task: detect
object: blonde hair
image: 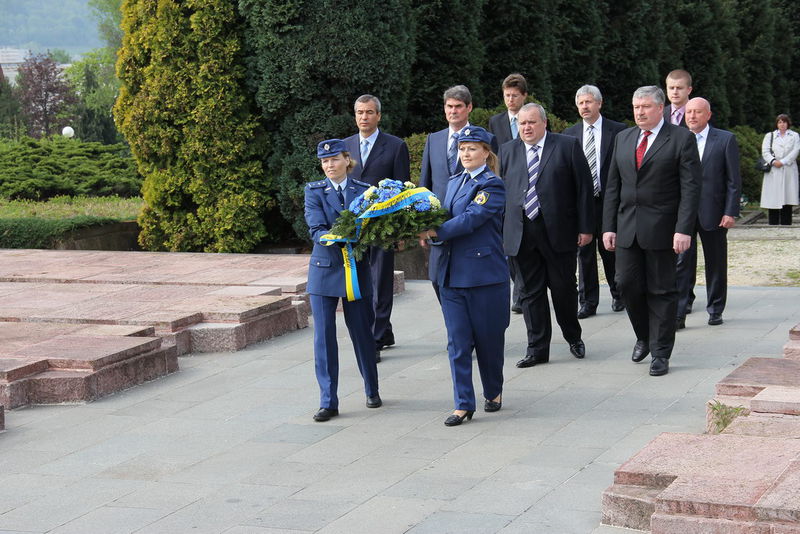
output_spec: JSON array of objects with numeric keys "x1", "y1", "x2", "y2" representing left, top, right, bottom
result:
[{"x1": 341, "y1": 151, "x2": 356, "y2": 172}]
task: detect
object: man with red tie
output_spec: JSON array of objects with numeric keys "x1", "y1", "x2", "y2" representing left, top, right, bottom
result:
[{"x1": 603, "y1": 86, "x2": 701, "y2": 377}]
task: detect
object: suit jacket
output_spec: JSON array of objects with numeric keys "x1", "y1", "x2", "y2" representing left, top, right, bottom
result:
[
  {"x1": 663, "y1": 106, "x2": 687, "y2": 128},
  {"x1": 433, "y1": 167, "x2": 507, "y2": 288},
  {"x1": 420, "y1": 126, "x2": 499, "y2": 201},
  {"x1": 344, "y1": 130, "x2": 410, "y2": 186},
  {"x1": 562, "y1": 116, "x2": 626, "y2": 196},
  {"x1": 305, "y1": 178, "x2": 373, "y2": 297},
  {"x1": 500, "y1": 132, "x2": 594, "y2": 256},
  {"x1": 696, "y1": 127, "x2": 742, "y2": 231},
  {"x1": 602, "y1": 123, "x2": 702, "y2": 249},
  {"x1": 488, "y1": 112, "x2": 514, "y2": 147}
]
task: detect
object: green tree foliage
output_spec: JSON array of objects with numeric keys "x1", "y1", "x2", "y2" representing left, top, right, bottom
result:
[
  {"x1": 88, "y1": 0, "x2": 124, "y2": 51},
  {"x1": 0, "y1": 66, "x2": 26, "y2": 139},
  {"x1": 66, "y1": 49, "x2": 120, "y2": 144},
  {"x1": 16, "y1": 53, "x2": 78, "y2": 139},
  {"x1": 239, "y1": 0, "x2": 415, "y2": 239},
  {"x1": 405, "y1": 0, "x2": 486, "y2": 135},
  {"x1": 0, "y1": 136, "x2": 140, "y2": 200},
  {"x1": 115, "y1": 0, "x2": 276, "y2": 253},
  {"x1": 735, "y1": 0, "x2": 778, "y2": 131}
]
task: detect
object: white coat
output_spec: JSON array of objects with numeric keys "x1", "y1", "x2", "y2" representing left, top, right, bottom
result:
[{"x1": 760, "y1": 129, "x2": 800, "y2": 208}]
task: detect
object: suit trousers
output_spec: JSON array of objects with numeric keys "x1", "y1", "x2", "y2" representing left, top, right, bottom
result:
[
  {"x1": 578, "y1": 195, "x2": 619, "y2": 310},
  {"x1": 615, "y1": 241, "x2": 678, "y2": 358},
  {"x1": 440, "y1": 282, "x2": 508, "y2": 411},
  {"x1": 369, "y1": 246, "x2": 394, "y2": 345},
  {"x1": 676, "y1": 227, "x2": 728, "y2": 319},
  {"x1": 310, "y1": 294, "x2": 379, "y2": 410},
  {"x1": 512, "y1": 216, "x2": 582, "y2": 359}
]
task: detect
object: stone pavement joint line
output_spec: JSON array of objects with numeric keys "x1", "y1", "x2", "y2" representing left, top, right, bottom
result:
[{"x1": 602, "y1": 321, "x2": 800, "y2": 533}]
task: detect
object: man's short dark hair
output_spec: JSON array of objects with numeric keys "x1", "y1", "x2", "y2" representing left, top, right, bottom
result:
[{"x1": 502, "y1": 73, "x2": 528, "y2": 95}]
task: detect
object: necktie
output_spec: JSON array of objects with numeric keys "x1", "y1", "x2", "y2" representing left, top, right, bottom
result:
[
  {"x1": 524, "y1": 145, "x2": 541, "y2": 220},
  {"x1": 510, "y1": 116, "x2": 519, "y2": 139},
  {"x1": 635, "y1": 130, "x2": 651, "y2": 170},
  {"x1": 672, "y1": 109, "x2": 682, "y2": 125},
  {"x1": 585, "y1": 125, "x2": 599, "y2": 196},
  {"x1": 696, "y1": 133, "x2": 703, "y2": 159},
  {"x1": 361, "y1": 139, "x2": 369, "y2": 164},
  {"x1": 335, "y1": 185, "x2": 344, "y2": 208},
  {"x1": 447, "y1": 133, "x2": 459, "y2": 174}
]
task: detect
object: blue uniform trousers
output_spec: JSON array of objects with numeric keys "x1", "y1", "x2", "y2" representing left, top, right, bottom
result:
[
  {"x1": 310, "y1": 294, "x2": 379, "y2": 410},
  {"x1": 440, "y1": 281, "x2": 509, "y2": 411}
]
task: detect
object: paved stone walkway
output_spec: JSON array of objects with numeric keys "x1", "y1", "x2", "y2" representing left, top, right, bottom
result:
[{"x1": 1, "y1": 281, "x2": 798, "y2": 533}]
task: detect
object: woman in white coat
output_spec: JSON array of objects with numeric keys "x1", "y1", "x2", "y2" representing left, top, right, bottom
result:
[{"x1": 760, "y1": 114, "x2": 799, "y2": 225}]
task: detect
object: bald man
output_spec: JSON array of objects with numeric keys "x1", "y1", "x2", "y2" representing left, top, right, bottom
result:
[{"x1": 675, "y1": 97, "x2": 741, "y2": 330}]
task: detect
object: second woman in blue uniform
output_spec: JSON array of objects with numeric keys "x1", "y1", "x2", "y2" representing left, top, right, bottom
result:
[{"x1": 419, "y1": 126, "x2": 509, "y2": 426}]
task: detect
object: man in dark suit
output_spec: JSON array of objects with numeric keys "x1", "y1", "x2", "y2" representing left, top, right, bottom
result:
[
  {"x1": 663, "y1": 69, "x2": 692, "y2": 127},
  {"x1": 488, "y1": 73, "x2": 527, "y2": 147},
  {"x1": 675, "y1": 97, "x2": 741, "y2": 330},
  {"x1": 562, "y1": 85, "x2": 626, "y2": 319},
  {"x1": 488, "y1": 73, "x2": 528, "y2": 314},
  {"x1": 344, "y1": 94, "x2": 411, "y2": 354},
  {"x1": 603, "y1": 86, "x2": 702, "y2": 377},
  {"x1": 501, "y1": 103, "x2": 594, "y2": 367},
  {"x1": 420, "y1": 85, "x2": 498, "y2": 297}
]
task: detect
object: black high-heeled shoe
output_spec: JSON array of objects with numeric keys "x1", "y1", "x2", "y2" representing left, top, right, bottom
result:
[
  {"x1": 444, "y1": 410, "x2": 474, "y2": 426},
  {"x1": 484, "y1": 397, "x2": 502, "y2": 412}
]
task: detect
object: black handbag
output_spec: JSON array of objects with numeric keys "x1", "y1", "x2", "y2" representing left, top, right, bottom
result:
[{"x1": 756, "y1": 132, "x2": 774, "y2": 172}]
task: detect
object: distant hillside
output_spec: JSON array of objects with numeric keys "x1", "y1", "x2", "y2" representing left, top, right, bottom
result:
[{"x1": 0, "y1": 0, "x2": 102, "y2": 56}]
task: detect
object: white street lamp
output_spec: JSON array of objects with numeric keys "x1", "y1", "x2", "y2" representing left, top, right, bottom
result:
[{"x1": 62, "y1": 126, "x2": 75, "y2": 138}]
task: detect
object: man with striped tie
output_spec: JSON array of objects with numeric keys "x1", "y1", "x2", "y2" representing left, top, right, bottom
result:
[
  {"x1": 500, "y1": 103, "x2": 595, "y2": 368},
  {"x1": 563, "y1": 85, "x2": 627, "y2": 319}
]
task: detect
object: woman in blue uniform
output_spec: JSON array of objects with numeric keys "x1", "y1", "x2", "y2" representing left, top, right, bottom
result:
[
  {"x1": 419, "y1": 126, "x2": 509, "y2": 426},
  {"x1": 305, "y1": 139, "x2": 381, "y2": 422}
]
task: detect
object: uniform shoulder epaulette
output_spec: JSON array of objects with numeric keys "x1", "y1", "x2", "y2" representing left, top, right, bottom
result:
[
  {"x1": 352, "y1": 178, "x2": 371, "y2": 188},
  {"x1": 308, "y1": 179, "x2": 327, "y2": 188}
]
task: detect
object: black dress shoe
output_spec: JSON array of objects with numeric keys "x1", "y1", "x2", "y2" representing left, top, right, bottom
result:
[
  {"x1": 631, "y1": 340, "x2": 650, "y2": 363},
  {"x1": 511, "y1": 303, "x2": 522, "y2": 314},
  {"x1": 569, "y1": 340, "x2": 585, "y2": 359},
  {"x1": 685, "y1": 303, "x2": 693, "y2": 315},
  {"x1": 366, "y1": 394, "x2": 382, "y2": 408},
  {"x1": 676, "y1": 317, "x2": 686, "y2": 330},
  {"x1": 708, "y1": 314, "x2": 723, "y2": 326},
  {"x1": 444, "y1": 410, "x2": 474, "y2": 426},
  {"x1": 375, "y1": 350, "x2": 381, "y2": 363},
  {"x1": 577, "y1": 307, "x2": 596, "y2": 319},
  {"x1": 376, "y1": 334, "x2": 395, "y2": 351},
  {"x1": 649, "y1": 357, "x2": 669, "y2": 376},
  {"x1": 484, "y1": 397, "x2": 502, "y2": 412},
  {"x1": 313, "y1": 408, "x2": 339, "y2": 422},
  {"x1": 516, "y1": 355, "x2": 549, "y2": 368},
  {"x1": 611, "y1": 298, "x2": 625, "y2": 312}
]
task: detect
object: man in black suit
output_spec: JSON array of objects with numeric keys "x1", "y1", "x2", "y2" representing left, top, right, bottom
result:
[
  {"x1": 562, "y1": 85, "x2": 626, "y2": 319},
  {"x1": 488, "y1": 73, "x2": 528, "y2": 314},
  {"x1": 675, "y1": 97, "x2": 741, "y2": 330},
  {"x1": 663, "y1": 69, "x2": 692, "y2": 127},
  {"x1": 603, "y1": 86, "x2": 702, "y2": 377},
  {"x1": 344, "y1": 94, "x2": 411, "y2": 354},
  {"x1": 501, "y1": 103, "x2": 594, "y2": 368},
  {"x1": 420, "y1": 85, "x2": 498, "y2": 298},
  {"x1": 488, "y1": 73, "x2": 527, "y2": 147}
]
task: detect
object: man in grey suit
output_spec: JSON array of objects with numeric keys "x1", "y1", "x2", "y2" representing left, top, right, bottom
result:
[
  {"x1": 675, "y1": 97, "x2": 741, "y2": 330},
  {"x1": 488, "y1": 73, "x2": 528, "y2": 313},
  {"x1": 344, "y1": 95, "x2": 411, "y2": 354},
  {"x1": 562, "y1": 85, "x2": 626, "y2": 319},
  {"x1": 501, "y1": 103, "x2": 594, "y2": 368},
  {"x1": 603, "y1": 86, "x2": 702, "y2": 377},
  {"x1": 420, "y1": 85, "x2": 498, "y2": 298}
]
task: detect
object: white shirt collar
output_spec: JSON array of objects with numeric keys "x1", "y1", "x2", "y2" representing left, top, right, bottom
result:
[
  {"x1": 523, "y1": 131, "x2": 547, "y2": 153},
  {"x1": 329, "y1": 177, "x2": 347, "y2": 190},
  {"x1": 584, "y1": 115, "x2": 603, "y2": 132},
  {"x1": 360, "y1": 128, "x2": 379, "y2": 146}
]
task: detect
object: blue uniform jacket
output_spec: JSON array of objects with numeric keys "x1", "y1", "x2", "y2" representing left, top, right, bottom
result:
[
  {"x1": 432, "y1": 167, "x2": 507, "y2": 289},
  {"x1": 305, "y1": 178, "x2": 373, "y2": 298}
]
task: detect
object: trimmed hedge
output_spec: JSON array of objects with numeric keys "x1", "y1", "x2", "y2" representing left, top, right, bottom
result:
[
  {"x1": 0, "y1": 216, "x2": 117, "y2": 248},
  {"x1": 0, "y1": 136, "x2": 140, "y2": 200}
]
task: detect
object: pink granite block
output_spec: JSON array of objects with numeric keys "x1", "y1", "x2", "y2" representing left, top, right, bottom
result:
[
  {"x1": 715, "y1": 358, "x2": 800, "y2": 397},
  {"x1": 601, "y1": 483, "x2": 659, "y2": 530},
  {"x1": 248, "y1": 276, "x2": 307, "y2": 293},
  {"x1": 32, "y1": 300, "x2": 160, "y2": 323},
  {"x1": 0, "y1": 358, "x2": 49, "y2": 381},
  {"x1": 73, "y1": 324, "x2": 156, "y2": 337},
  {"x1": 649, "y1": 513, "x2": 769, "y2": 534},
  {"x1": 723, "y1": 413, "x2": 800, "y2": 439},
  {"x1": 0, "y1": 405, "x2": 4, "y2": 431},
  {"x1": 11, "y1": 336, "x2": 162, "y2": 371},
  {"x1": 244, "y1": 305, "x2": 308, "y2": 345},
  {"x1": 655, "y1": 476, "x2": 769, "y2": 521},
  {"x1": 208, "y1": 285, "x2": 282, "y2": 296},
  {"x1": 790, "y1": 323, "x2": 800, "y2": 341},
  {"x1": 113, "y1": 284, "x2": 216, "y2": 301},
  {"x1": 158, "y1": 330, "x2": 192, "y2": 356},
  {"x1": 121, "y1": 311, "x2": 203, "y2": 331},
  {"x1": 167, "y1": 268, "x2": 269, "y2": 286},
  {"x1": 27, "y1": 370, "x2": 92, "y2": 404},
  {"x1": 169, "y1": 295, "x2": 292, "y2": 322},
  {"x1": 784, "y1": 340, "x2": 800, "y2": 360},
  {"x1": 756, "y1": 460, "x2": 800, "y2": 523},
  {"x1": 393, "y1": 270, "x2": 405, "y2": 295},
  {"x1": 750, "y1": 386, "x2": 800, "y2": 416},
  {"x1": 89, "y1": 345, "x2": 178, "y2": 399},
  {"x1": 187, "y1": 323, "x2": 247, "y2": 352}
]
